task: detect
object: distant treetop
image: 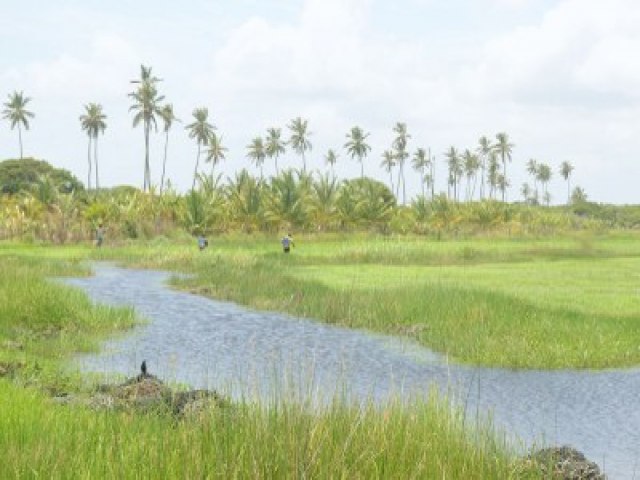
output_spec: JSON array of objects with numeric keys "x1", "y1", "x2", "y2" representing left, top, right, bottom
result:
[{"x1": 0, "y1": 158, "x2": 84, "y2": 195}]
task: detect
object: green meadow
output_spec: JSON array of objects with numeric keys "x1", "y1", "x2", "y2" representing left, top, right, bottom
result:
[
  {"x1": 1, "y1": 233, "x2": 637, "y2": 477},
  {"x1": 81, "y1": 232, "x2": 640, "y2": 369}
]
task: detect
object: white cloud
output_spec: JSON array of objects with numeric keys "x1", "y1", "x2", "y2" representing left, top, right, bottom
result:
[{"x1": 467, "y1": 0, "x2": 640, "y2": 105}]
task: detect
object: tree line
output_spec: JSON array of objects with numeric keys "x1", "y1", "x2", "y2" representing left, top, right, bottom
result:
[{"x1": 3, "y1": 64, "x2": 580, "y2": 206}]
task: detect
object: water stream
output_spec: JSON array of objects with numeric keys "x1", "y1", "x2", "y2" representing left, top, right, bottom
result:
[{"x1": 66, "y1": 263, "x2": 640, "y2": 479}]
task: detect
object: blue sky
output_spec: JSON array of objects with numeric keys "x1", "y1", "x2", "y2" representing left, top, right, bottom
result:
[{"x1": 1, "y1": 0, "x2": 639, "y2": 203}]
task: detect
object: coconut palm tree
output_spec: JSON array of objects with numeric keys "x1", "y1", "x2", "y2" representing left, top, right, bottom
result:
[
  {"x1": 520, "y1": 183, "x2": 531, "y2": 203},
  {"x1": 309, "y1": 172, "x2": 340, "y2": 229},
  {"x1": 526, "y1": 159, "x2": 539, "y2": 203},
  {"x1": 159, "y1": 104, "x2": 179, "y2": 195},
  {"x1": 571, "y1": 186, "x2": 587, "y2": 205},
  {"x1": 536, "y1": 163, "x2": 552, "y2": 205},
  {"x1": 476, "y1": 136, "x2": 492, "y2": 200},
  {"x1": 344, "y1": 126, "x2": 371, "y2": 179},
  {"x1": 559, "y1": 161, "x2": 574, "y2": 205},
  {"x1": 324, "y1": 149, "x2": 338, "y2": 175},
  {"x1": 426, "y1": 150, "x2": 436, "y2": 200},
  {"x1": 381, "y1": 150, "x2": 396, "y2": 195},
  {"x1": 79, "y1": 103, "x2": 107, "y2": 191},
  {"x1": 496, "y1": 174, "x2": 509, "y2": 201},
  {"x1": 487, "y1": 152, "x2": 500, "y2": 200},
  {"x1": 2, "y1": 91, "x2": 34, "y2": 159},
  {"x1": 264, "y1": 169, "x2": 310, "y2": 228},
  {"x1": 462, "y1": 149, "x2": 480, "y2": 201},
  {"x1": 287, "y1": 117, "x2": 312, "y2": 172},
  {"x1": 493, "y1": 132, "x2": 514, "y2": 201},
  {"x1": 206, "y1": 132, "x2": 227, "y2": 179},
  {"x1": 186, "y1": 107, "x2": 215, "y2": 190},
  {"x1": 265, "y1": 127, "x2": 286, "y2": 175},
  {"x1": 246, "y1": 137, "x2": 266, "y2": 179},
  {"x1": 445, "y1": 147, "x2": 462, "y2": 202},
  {"x1": 226, "y1": 169, "x2": 264, "y2": 231},
  {"x1": 412, "y1": 148, "x2": 429, "y2": 198},
  {"x1": 392, "y1": 122, "x2": 411, "y2": 204},
  {"x1": 129, "y1": 65, "x2": 164, "y2": 192}
]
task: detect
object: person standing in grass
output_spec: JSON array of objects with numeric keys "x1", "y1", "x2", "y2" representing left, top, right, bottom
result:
[
  {"x1": 281, "y1": 232, "x2": 294, "y2": 253},
  {"x1": 95, "y1": 222, "x2": 105, "y2": 248},
  {"x1": 197, "y1": 234, "x2": 208, "y2": 251}
]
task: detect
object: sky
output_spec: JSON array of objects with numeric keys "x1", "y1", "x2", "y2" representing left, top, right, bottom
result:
[{"x1": 1, "y1": 0, "x2": 639, "y2": 204}]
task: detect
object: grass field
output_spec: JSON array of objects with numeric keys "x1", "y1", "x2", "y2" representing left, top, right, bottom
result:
[
  {"x1": 3, "y1": 232, "x2": 639, "y2": 369},
  {"x1": 0, "y1": 244, "x2": 545, "y2": 478},
  {"x1": 73, "y1": 232, "x2": 640, "y2": 369}
]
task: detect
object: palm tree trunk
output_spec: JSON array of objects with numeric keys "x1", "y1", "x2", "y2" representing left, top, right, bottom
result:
[
  {"x1": 431, "y1": 162, "x2": 435, "y2": 200},
  {"x1": 480, "y1": 158, "x2": 485, "y2": 200},
  {"x1": 402, "y1": 163, "x2": 406, "y2": 205},
  {"x1": 302, "y1": 152, "x2": 307, "y2": 173},
  {"x1": 192, "y1": 144, "x2": 201, "y2": 190},
  {"x1": 502, "y1": 155, "x2": 507, "y2": 202},
  {"x1": 471, "y1": 173, "x2": 478, "y2": 200},
  {"x1": 161, "y1": 131, "x2": 169, "y2": 195},
  {"x1": 144, "y1": 120, "x2": 151, "y2": 192},
  {"x1": 87, "y1": 136, "x2": 92, "y2": 190},
  {"x1": 421, "y1": 169, "x2": 425, "y2": 198},
  {"x1": 567, "y1": 178, "x2": 571, "y2": 205},
  {"x1": 275, "y1": 156, "x2": 279, "y2": 176},
  {"x1": 18, "y1": 124, "x2": 23, "y2": 159},
  {"x1": 360, "y1": 159, "x2": 364, "y2": 179},
  {"x1": 94, "y1": 136, "x2": 99, "y2": 191}
]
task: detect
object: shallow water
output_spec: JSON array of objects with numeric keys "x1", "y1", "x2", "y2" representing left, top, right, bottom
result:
[{"x1": 67, "y1": 264, "x2": 640, "y2": 479}]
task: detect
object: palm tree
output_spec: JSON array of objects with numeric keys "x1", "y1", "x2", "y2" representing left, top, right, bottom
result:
[
  {"x1": 411, "y1": 148, "x2": 429, "y2": 198},
  {"x1": 493, "y1": 132, "x2": 514, "y2": 201},
  {"x1": 487, "y1": 152, "x2": 500, "y2": 200},
  {"x1": 246, "y1": 137, "x2": 266, "y2": 179},
  {"x1": 79, "y1": 104, "x2": 94, "y2": 190},
  {"x1": 129, "y1": 65, "x2": 164, "y2": 192},
  {"x1": 2, "y1": 91, "x2": 34, "y2": 159},
  {"x1": 265, "y1": 127, "x2": 286, "y2": 175},
  {"x1": 264, "y1": 169, "x2": 310, "y2": 227},
  {"x1": 206, "y1": 132, "x2": 227, "y2": 178},
  {"x1": 520, "y1": 183, "x2": 531, "y2": 204},
  {"x1": 559, "y1": 161, "x2": 574, "y2": 205},
  {"x1": 476, "y1": 136, "x2": 492, "y2": 200},
  {"x1": 445, "y1": 147, "x2": 462, "y2": 202},
  {"x1": 496, "y1": 174, "x2": 510, "y2": 201},
  {"x1": 310, "y1": 172, "x2": 340, "y2": 230},
  {"x1": 288, "y1": 117, "x2": 312, "y2": 172},
  {"x1": 344, "y1": 126, "x2": 371, "y2": 179},
  {"x1": 462, "y1": 149, "x2": 480, "y2": 201},
  {"x1": 427, "y1": 150, "x2": 436, "y2": 199},
  {"x1": 324, "y1": 149, "x2": 338, "y2": 175},
  {"x1": 380, "y1": 150, "x2": 396, "y2": 195},
  {"x1": 79, "y1": 103, "x2": 107, "y2": 191},
  {"x1": 159, "y1": 104, "x2": 179, "y2": 194},
  {"x1": 526, "y1": 159, "x2": 539, "y2": 203},
  {"x1": 392, "y1": 122, "x2": 411, "y2": 204},
  {"x1": 186, "y1": 107, "x2": 215, "y2": 190},
  {"x1": 536, "y1": 163, "x2": 552, "y2": 205}
]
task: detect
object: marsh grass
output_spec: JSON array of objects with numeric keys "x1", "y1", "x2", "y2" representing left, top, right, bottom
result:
[
  {"x1": 1, "y1": 236, "x2": 621, "y2": 477},
  {"x1": 0, "y1": 255, "x2": 135, "y2": 393},
  {"x1": 0, "y1": 379, "x2": 539, "y2": 479},
  {"x1": 98, "y1": 233, "x2": 640, "y2": 369}
]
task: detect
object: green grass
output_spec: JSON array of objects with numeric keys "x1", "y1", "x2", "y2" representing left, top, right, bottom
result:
[
  {"x1": 0, "y1": 380, "x2": 539, "y2": 479},
  {"x1": 0, "y1": 249, "x2": 540, "y2": 479},
  {"x1": 80, "y1": 232, "x2": 640, "y2": 369},
  {"x1": 0, "y1": 254, "x2": 136, "y2": 393}
]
